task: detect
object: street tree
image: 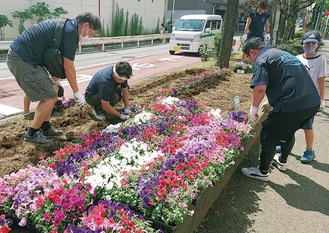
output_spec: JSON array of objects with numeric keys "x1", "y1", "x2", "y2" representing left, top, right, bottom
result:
[
  {"x1": 0, "y1": 15, "x2": 13, "y2": 40},
  {"x1": 217, "y1": 0, "x2": 239, "y2": 68}
]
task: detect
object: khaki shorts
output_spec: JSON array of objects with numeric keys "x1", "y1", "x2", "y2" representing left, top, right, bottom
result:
[{"x1": 7, "y1": 49, "x2": 57, "y2": 102}]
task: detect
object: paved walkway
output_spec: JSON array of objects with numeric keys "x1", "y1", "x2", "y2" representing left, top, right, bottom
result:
[{"x1": 196, "y1": 39, "x2": 329, "y2": 233}]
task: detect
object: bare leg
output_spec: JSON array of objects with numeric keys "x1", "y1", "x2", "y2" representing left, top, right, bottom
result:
[
  {"x1": 304, "y1": 129, "x2": 314, "y2": 150},
  {"x1": 24, "y1": 95, "x2": 31, "y2": 114}
]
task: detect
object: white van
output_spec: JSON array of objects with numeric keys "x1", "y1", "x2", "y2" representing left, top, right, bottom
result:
[{"x1": 169, "y1": 14, "x2": 223, "y2": 55}]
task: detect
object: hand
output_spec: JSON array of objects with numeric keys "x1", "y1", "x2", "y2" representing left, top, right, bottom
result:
[
  {"x1": 73, "y1": 92, "x2": 85, "y2": 107},
  {"x1": 123, "y1": 107, "x2": 131, "y2": 115},
  {"x1": 249, "y1": 105, "x2": 259, "y2": 119},
  {"x1": 320, "y1": 100, "x2": 325, "y2": 111},
  {"x1": 261, "y1": 101, "x2": 272, "y2": 113},
  {"x1": 120, "y1": 114, "x2": 129, "y2": 121},
  {"x1": 242, "y1": 34, "x2": 248, "y2": 42},
  {"x1": 265, "y1": 33, "x2": 270, "y2": 42}
]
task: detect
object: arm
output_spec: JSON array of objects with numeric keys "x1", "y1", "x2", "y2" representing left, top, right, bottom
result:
[
  {"x1": 252, "y1": 84, "x2": 267, "y2": 107},
  {"x1": 318, "y1": 77, "x2": 326, "y2": 109},
  {"x1": 244, "y1": 16, "x2": 252, "y2": 35},
  {"x1": 264, "y1": 19, "x2": 270, "y2": 34},
  {"x1": 122, "y1": 87, "x2": 130, "y2": 107},
  {"x1": 101, "y1": 100, "x2": 123, "y2": 118},
  {"x1": 63, "y1": 57, "x2": 79, "y2": 93}
]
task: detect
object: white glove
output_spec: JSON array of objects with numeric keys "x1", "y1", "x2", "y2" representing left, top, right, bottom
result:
[
  {"x1": 261, "y1": 101, "x2": 272, "y2": 113},
  {"x1": 73, "y1": 92, "x2": 85, "y2": 107},
  {"x1": 123, "y1": 107, "x2": 131, "y2": 115},
  {"x1": 265, "y1": 33, "x2": 270, "y2": 42},
  {"x1": 249, "y1": 105, "x2": 259, "y2": 118},
  {"x1": 242, "y1": 34, "x2": 248, "y2": 42},
  {"x1": 120, "y1": 114, "x2": 129, "y2": 121},
  {"x1": 320, "y1": 100, "x2": 325, "y2": 111}
]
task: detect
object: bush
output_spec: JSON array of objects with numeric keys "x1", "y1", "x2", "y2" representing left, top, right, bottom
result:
[{"x1": 276, "y1": 39, "x2": 303, "y2": 55}]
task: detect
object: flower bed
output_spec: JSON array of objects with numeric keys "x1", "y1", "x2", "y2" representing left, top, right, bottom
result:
[{"x1": 0, "y1": 97, "x2": 256, "y2": 233}]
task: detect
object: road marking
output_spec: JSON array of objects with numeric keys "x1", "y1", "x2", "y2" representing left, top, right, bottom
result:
[
  {"x1": 0, "y1": 104, "x2": 23, "y2": 118},
  {"x1": 158, "y1": 56, "x2": 185, "y2": 62},
  {"x1": 59, "y1": 75, "x2": 92, "y2": 86},
  {"x1": 132, "y1": 63, "x2": 155, "y2": 70}
]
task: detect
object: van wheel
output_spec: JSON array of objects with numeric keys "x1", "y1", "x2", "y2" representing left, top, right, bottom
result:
[{"x1": 169, "y1": 50, "x2": 175, "y2": 55}]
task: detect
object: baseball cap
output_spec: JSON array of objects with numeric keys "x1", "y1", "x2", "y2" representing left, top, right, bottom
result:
[{"x1": 302, "y1": 31, "x2": 321, "y2": 44}]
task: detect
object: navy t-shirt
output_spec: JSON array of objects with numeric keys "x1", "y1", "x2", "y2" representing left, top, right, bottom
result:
[
  {"x1": 250, "y1": 46, "x2": 320, "y2": 112},
  {"x1": 10, "y1": 19, "x2": 79, "y2": 65},
  {"x1": 247, "y1": 9, "x2": 270, "y2": 39},
  {"x1": 85, "y1": 66, "x2": 128, "y2": 102}
]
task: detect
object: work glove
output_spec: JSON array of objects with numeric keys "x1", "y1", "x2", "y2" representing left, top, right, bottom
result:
[
  {"x1": 120, "y1": 114, "x2": 129, "y2": 121},
  {"x1": 123, "y1": 107, "x2": 132, "y2": 115},
  {"x1": 73, "y1": 92, "x2": 85, "y2": 107},
  {"x1": 249, "y1": 105, "x2": 259, "y2": 119},
  {"x1": 320, "y1": 100, "x2": 325, "y2": 111},
  {"x1": 242, "y1": 34, "x2": 248, "y2": 42},
  {"x1": 261, "y1": 101, "x2": 272, "y2": 114},
  {"x1": 265, "y1": 33, "x2": 270, "y2": 42}
]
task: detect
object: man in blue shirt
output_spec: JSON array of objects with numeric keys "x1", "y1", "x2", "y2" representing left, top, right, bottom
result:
[
  {"x1": 240, "y1": 38, "x2": 320, "y2": 181},
  {"x1": 85, "y1": 61, "x2": 133, "y2": 121},
  {"x1": 7, "y1": 12, "x2": 101, "y2": 144}
]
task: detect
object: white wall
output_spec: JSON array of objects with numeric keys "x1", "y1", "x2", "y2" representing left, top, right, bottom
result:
[{"x1": 2, "y1": 0, "x2": 167, "y2": 39}]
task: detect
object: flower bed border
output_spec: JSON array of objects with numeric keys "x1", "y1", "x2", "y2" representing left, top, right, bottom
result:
[{"x1": 168, "y1": 115, "x2": 264, "y2": 233}]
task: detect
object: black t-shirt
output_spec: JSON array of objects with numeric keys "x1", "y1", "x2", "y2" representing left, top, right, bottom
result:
[
  {"x1": 247, "y1": 9, "x2": 270, "y2": 39},
  {"x1": 10, "y1": 19, "x2": 79, "y2": 65},
  {"x1": 85, "y1": 66, "x2": 128, "y2": 102},
  {"x1": 250, "y1": 46, "x2": 320, "y2": 112}
]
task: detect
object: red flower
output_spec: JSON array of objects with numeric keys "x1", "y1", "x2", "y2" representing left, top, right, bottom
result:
[{"x1": 0, "y1": 226, "x2": 11, "y2": 233}]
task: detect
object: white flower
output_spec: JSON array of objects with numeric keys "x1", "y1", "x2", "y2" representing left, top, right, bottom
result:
[
  {"x1": 133, "y1": 111, "x2": 154, "y2": 124},
  {"x1": 103, "y1": 124, "x2": 121, "y2": 133},
  {"x1": 161, "y1": 96, "x2": 180, "y2": 105}
]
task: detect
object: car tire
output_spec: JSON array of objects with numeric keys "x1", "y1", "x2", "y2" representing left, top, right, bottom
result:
[{"x1": 169, "y1": 50, "x2": 175, "y2": 55}]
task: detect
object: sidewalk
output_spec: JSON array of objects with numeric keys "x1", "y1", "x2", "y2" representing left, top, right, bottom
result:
[{"x1": 196, "y1": 40, "x2": 329, "y2": 232}]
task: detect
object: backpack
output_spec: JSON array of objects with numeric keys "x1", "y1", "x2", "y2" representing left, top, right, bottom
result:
[{"x1": 43, "y1": 18, "x2": 68, "y2": 79}]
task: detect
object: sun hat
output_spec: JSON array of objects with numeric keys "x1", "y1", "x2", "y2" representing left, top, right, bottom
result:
[{"x1": 302, "y1": 31, "x2": 321, "y2": 44}]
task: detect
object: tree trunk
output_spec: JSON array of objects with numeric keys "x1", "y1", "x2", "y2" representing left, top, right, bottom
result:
[{"x1": 217, "y1": 0, "x2": 239, "y2": 68}]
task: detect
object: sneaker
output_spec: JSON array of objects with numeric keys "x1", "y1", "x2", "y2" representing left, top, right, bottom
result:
[
  {"x1": 300, "y1": 149, "x2": 315, "y2": 163},
  {"x1": 24, "y1": 131, "x2": 53, "y2": 144},
  {"x1": 241, "y1": 167, "x2": 269, "y2": 181},
  {"x1": 41, "y1": 127, "x2": 63, "y2": 137},
  {"x1": 275, "y1": 145, "x2": 282, "y2": 153},
  {"x1": 92, "y1": 108, "x2": 106, "y2": 121},
  {"x1": 272, "y1": 154, "x2": 287, "y2": 171}
]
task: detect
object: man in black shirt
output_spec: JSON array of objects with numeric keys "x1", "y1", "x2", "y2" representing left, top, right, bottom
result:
[{"x1": 240, "y1": 38, "x2": 320, "y2": 181}]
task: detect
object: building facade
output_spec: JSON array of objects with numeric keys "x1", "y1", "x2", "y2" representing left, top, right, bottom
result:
[{"x1": 2, "y1": 0, "x2": 168, "y2": 39}]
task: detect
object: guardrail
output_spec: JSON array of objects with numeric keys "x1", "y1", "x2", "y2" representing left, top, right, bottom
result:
[
  {"x1": 0, "y1": 33, "x2": 172, "y2": 54},
  {"x1": 78, "y1": 33, "x2": 171, "y2": 54}
]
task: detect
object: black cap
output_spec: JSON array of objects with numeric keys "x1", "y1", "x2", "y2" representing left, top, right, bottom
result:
[{"x1": 302, "y1": 31, "x2": 321, "y2": 44}]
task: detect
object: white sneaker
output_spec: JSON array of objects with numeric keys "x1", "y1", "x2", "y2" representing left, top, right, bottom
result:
[
  {"x1": 272, "y1": 154, "x2": 287, "y2": 171},
  {"x1": 92, "y1": 108, "x2": 106, "y2": 121},
  {"x1": 241, "y1": 167, "x2": 269, "y2": 181}
]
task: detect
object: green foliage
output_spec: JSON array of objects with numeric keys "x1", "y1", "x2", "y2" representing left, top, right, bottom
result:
[
  {"x1": 112, "y1": 3, "x2": 125, "y2": 36},
  {"x1": 30, "y1": 2, "x2": 51, "y2": 22},
  {"x1": 0, "y1": 15, "x2": 13, "y2": 40},
  {"x1": 130, "y1": 13, "x2": 139, "y2": 35},
  {"x1": 294, "y1": 29, "x2": 306, "y2": 38},
  {"x1": 11, "y1": 2, "x2": 68, "y2": 34},
  {"x1": 214, "y1": 33, "x2": 223, "y2": 57},
  {"x1": 12, "y1": 9, "x2": 32, "y2": 34},
  {"x1": 276, "y1": 38, "x2": 304, "y2": 55},
  {"x1": 52, "y1": 7, "x2": 69, "y2": 18}
]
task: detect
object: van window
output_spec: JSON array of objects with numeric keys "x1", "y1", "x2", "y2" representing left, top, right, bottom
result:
[
  {"x1": 208, "y1": 20, "x2": 221, "y2": 30},
  {"x1": 175, "y1": 19, "x2": 206, "y2": 31}
]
